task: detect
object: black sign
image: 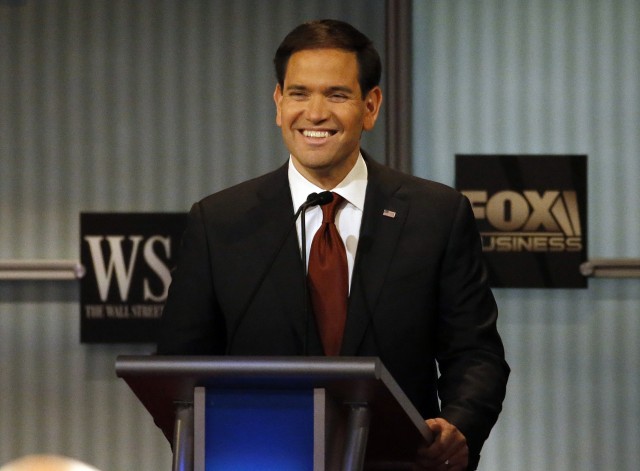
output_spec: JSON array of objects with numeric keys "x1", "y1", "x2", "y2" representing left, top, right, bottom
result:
[
  {"x1": 456, "y1": 155, "x2": 587, "y2": 288},
  {"x1": 80, "y1": 213, "x2": 188, "y2": 343}
]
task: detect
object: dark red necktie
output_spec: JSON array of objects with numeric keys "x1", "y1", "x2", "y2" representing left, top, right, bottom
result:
[{"x1": 307, "y1": 193, "x2": 348, "y2": 356}]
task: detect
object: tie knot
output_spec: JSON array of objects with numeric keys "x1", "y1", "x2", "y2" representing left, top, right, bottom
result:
[{"x1": 321, "y1": 193, "x2": 343, "y2": 223}]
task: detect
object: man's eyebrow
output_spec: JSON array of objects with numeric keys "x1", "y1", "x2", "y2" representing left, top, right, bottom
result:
[
  {"x1": 284, "y1": 84, "x2": 309, "y2": 92},
  {"x1": 285, "y1": 84, "x2": 356, "y2": 95},
  {"x1": 325, "y1": 86, "x2": 355, "y2": 94}
]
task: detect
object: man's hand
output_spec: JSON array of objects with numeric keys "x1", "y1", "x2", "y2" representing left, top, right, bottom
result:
[{"x1": 413, "y1": 418, "x2": 469, "y2": 471}]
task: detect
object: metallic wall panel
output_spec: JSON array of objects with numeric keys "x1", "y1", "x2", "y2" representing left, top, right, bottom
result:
[
  {"x1": 0, "y1": 1, "x2": 385, "y2": 469},
  {"x1": 0, "y1": 0, "x2": 386, "y2": 258},
  {"x1": 413, "y1": 1, "x2": 639, "y2": 470}
]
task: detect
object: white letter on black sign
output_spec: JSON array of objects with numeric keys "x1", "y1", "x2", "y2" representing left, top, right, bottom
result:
[
  {"x1": 84, "y1": 235, "x2": 143, "y2": 302},
  {"x1": 143, "y1": 236, "x2": 172, "y2": 302}
]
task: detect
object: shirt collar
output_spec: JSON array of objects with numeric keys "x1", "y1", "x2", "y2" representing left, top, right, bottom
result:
[{"x1": 288, "y1": 153, "x2": 368, "y2": 212}]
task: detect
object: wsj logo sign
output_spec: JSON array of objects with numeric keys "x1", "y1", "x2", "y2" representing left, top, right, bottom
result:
[
  {"x1": 84, "y1": 235, "x2": 172, "y2": 302},
  {"x1": 463, "y1": 190, "x2": 583, "y2": 252},
  {"x1": 456, "y1": 155, "x2": 587, "y2": 288},
  {"x1": 80, "y1": 213, "x2": 188, "y2": 343}
]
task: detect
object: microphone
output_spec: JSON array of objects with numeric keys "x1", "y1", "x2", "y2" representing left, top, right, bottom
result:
[
  {"x1": 299, "y1": 191, "x2": 333, "y2": 355},
  {"x1": 297, "y1": 191, "x2": 333, "y2": 217},
  {"x1": 226, "y1": 190, "x2": 334, "y2": 354}
]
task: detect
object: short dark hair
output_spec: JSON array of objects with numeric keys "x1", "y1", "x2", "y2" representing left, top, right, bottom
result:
[{"x1": 274, "y1": 19, "x2": 382, "y2": 96}]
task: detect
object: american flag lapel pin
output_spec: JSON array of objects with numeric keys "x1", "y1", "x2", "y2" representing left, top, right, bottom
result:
[{"x1": 382, "y1": 209, "x2": 396, "y2": 218}]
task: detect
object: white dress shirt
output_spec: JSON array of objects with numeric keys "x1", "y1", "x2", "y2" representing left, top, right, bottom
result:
[{"x1": 288, "y1": 154, "x2": 368, "y2": 291}]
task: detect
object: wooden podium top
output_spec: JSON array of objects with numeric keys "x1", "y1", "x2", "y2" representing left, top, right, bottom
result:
[{"x1": 116, "y1": 356, "x2": 432, "y2": 467}]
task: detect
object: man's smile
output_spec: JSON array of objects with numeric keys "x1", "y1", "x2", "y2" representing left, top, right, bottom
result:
[{"x1": 301, "y1": 129, "x2": 337, "y2": 138}]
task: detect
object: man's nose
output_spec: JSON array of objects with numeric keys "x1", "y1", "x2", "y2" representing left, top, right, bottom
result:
[{"x1": 305, "y1": 95, "x2": 329, "y2": 122}]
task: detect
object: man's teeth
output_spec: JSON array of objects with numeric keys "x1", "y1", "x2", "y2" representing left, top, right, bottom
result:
[{"x1": 303, "y1": 130, "x2": 330, "y2": 138}]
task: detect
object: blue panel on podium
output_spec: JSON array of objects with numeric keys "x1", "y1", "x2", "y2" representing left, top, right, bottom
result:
[{"x1": 205, "y1": 389, "x2": 314, "y2": 470}]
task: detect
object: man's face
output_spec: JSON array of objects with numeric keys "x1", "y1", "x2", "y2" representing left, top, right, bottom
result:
[{"x1": 274, "y1": 48, "x2": 382, "y2": 189}]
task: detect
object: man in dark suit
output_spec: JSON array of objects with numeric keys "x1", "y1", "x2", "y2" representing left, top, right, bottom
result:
[{"x1": 157, "y1": 19, "x2": 509, "y2": 471}]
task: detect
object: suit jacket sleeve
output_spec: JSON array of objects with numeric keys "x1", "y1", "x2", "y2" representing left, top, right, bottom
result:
[
  {"x1": 435, "y1": 194, "x2": 509, "y2": 468},
  {"x1": 156, "y1": 201, "x2": 225, "y2": 355}
]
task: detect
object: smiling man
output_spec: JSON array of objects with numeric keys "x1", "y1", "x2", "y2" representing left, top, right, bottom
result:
[
  {"x1": 274, "y1": 47, "x2": 382, "y2": 189},
  {"x1": 158, "y1": 20, "x2": 509, "y2": 471}
]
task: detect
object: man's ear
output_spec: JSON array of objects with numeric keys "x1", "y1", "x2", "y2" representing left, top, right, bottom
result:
[
  {"x1": 273, "y1": 84, "x2": 283, "y2": 127},
  {"x1": 363, "y1": 86, "x2": 383, "y2": 131}
]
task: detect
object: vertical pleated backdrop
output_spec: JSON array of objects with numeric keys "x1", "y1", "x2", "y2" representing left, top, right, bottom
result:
[
  {"x1": 0, "y1": 1, "x2": 384, "y2": 470},
  {"x1": 413, "y1": 1, "x2": 639, "y2": 470}
]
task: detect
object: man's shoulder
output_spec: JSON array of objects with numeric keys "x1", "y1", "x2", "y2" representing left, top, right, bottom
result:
[
  {"x1": 367, "y1": 157, "x2": 463, "y2": 201},
  {"x1": 198, "y1": 163, "x2": 289, "y2": 211}
]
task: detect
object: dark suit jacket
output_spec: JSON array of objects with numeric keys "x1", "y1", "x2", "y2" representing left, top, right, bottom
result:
[{"x1": 157, "y1": 156, "x2": 509, "y2": 469}]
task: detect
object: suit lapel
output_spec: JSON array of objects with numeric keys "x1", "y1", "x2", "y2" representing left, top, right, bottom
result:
[
  {"x1": 341, "y1": 159, "x2": 409, "y2": 355},
  {"x1": 245, "y1": 159, "x2": 409, "y2": 356},
  {"x1": 250, "y1": 165, "x2": 321, "y2": 353}
]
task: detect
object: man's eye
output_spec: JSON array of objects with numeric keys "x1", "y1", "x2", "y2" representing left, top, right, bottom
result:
[
  {"x1": 288, "y1": 92, "x2": 307, "y2": 100},
  {"x1": 329, "y1": 94, "x2": 348, "y2": 102}
]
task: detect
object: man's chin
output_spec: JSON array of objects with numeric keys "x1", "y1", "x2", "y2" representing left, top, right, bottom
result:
[{"x1": 291, "y1": 153, "x2": 335, "y2": 170}]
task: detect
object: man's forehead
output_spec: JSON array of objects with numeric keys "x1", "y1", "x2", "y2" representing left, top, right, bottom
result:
[
  {"x1": 284, "y1": 49, "x2": 359, "y2": 82},
  {"x1": 290, "y1": 47, "x2": 356, "y2": 58},
  {"x1": 287, "y1": 48, "x2": 357, "y2": 66}
]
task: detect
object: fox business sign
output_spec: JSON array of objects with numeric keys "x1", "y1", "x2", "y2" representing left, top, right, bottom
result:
[
  {"x1": 80, "y1": 213, "x2": 188, "y2": 343},
  {"x1": 456, "y1": 155, "x2": 587, "y2": 288}
]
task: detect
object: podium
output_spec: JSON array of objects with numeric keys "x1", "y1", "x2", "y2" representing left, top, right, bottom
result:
[{"x1": 116, "y1": 356, "x2": 433, "y2": 470}]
